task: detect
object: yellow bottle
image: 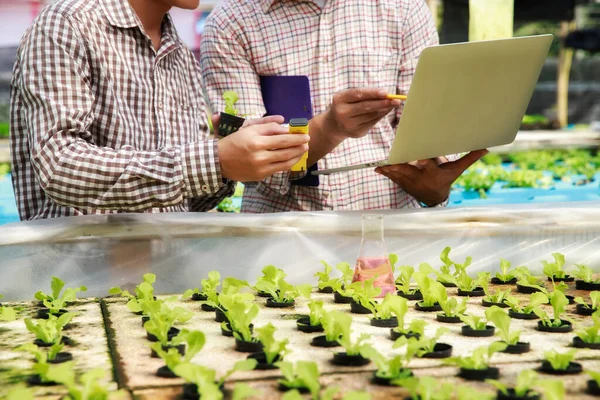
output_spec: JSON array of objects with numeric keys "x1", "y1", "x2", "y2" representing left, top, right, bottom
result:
[{"x1": 289, "y1": 118, "x2": 309, "y2": 172}]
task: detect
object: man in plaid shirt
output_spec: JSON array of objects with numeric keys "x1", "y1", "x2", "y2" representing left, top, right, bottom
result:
[
  {"x1": 201, "y1": 0, "x2": 486, "y2": 212},
  {"x1": 10, "y1": 0, "x2": 309, "y2": 220}
]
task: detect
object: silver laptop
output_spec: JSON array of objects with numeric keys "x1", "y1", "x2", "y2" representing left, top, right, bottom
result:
[{"x1": 312, "y1": 35, "x2": 553, "y2": 176}]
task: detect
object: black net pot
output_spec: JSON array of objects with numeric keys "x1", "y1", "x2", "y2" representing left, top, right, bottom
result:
[
  {"x1": 439, "y1": 281, "x2": 457, "y2": 288},
  {"x1": 200, "y1": 303, "x2": 216, "y2": 312},
  {"x1": 573, "y1": 336, "x2": 600, "y2": 350},
  {"x1": 390, "y1": 329, "x2": 421, "y2": 341},
  {"x1": 36, "y1": 308, "x2": 68, "y2": 319},
  {"x1": 576, "y1": 280, "x2": 600, "y2": 291},
  {"x1": 516, "y1": 284, "x2": 543, "y2": 294},
  {"x1": 183, "y1": 383, "x2": 226, "y2": 400},
  {"x1": 151, "y1": 343, "x2": 185, "y2": 358},
  {"x1": 311, "y1": 335, "x2": 339, "y2": 348},
  {"x1": 491, "y1": 277, "x2": 517, "y2": 285},
  {"x1": 547, "y1": 275, "x2": 574, "y2": 283},
  {"x1": 334, "y1": 292, "x2": 353, "y2": 304},
  {"x1": 566, "y1": 295, "x2": 575, "y2": 305},
  {"x1": 318, "y1": 286, "x2": 334, "y2": 294},
  {"x1": 332, "y1": 352, "x2": 370, "y2": 367},
  {"x1": 277, "y1": 384, "x2": 310, "y2": 394},
  {"x1": 296, "y1": 317, "x2": 324, "y2": 333},
  {"x1": 415, "y1": 302, "x2": 442, "y2": 312},
  {"x1": 461, "y1": 325, "x2": 495, "y2": 337},
  {"x1": 35, "y1": 336, "x2": 72, "y2": 347},
  {"x1": 215, "y1": 308, "x2": 228, "y2": 323},
  {"x1": 436, "y1": 314, "x2": 462, "y2": 323},
  {"x1": 222, "y1": 323, "x2": 254, "y2": 337},
  {"x1": 502, "y1": 341, "x2": 531, "y2": 354},
  {"x1": 266, "y1": 298, "x2": 295, "y2": 309},
  {"x1": 482, "y1": 299, "x2": 509, "y2": 308},
  {"x1": 508, "y1": 310, "x2": 539, "y2": 320},
  {"x1": 587, "y1": 379, "x2": 600, "y2": 396},
  {"x1": 256, "y1": 290, "x2": 272, "y2": 298},
  {"x1": 234, "y1": 338, "x2": 263, "y2": 353},
  {"x1": 370, "y1": 316, "x2": 398, "y2": 328},
  {"x1": 147, "y1": 327, "x2": 180, "y2": 343},
  {"x1": 142, "y1": 315, "x2": 150, "y2": 327},
  {"x1": 191, "y1": 293, "x2": 208, "y2": 301},
  {"x1": 397, "y1": 290, "x2": 423, "y2": 301},
  {"x1": 350, "y1": 300, "x2": 372, "y2": 315},
  {"x1": 576, "y1": 304, "x2": 597, "y2": 316},
  {"x1": 458, "y1": 367, "x2": 499, "y2": 381},
  {"x1": 247, "y1": 352, "x2": 280, "y2": 370},
  {"x1": 217, "y1": 112, "x2": 245, "y2": 137},
  {"x1": 496, "y1": 389, "x2": 541, "y2": 400},
  {"x1": 457, "y1": 287, "x2": 485, "y2": 297},
  {"x1": 27, "y1": 375, "x2": 60, "y2": 387},
  {"x1": 156, "y1": 365, "x2": 177, "y2": 378},
  {"x1": 48, "y1": 352, "x2": 73, "y2": 364},
  {"x1": 419, "y1": 343, "x2": 453, "y2": 359},
  {"x1": 371, "y1": 369, "x2": 413, "y2": 386},
  {"x1": 536, "y1": 320, "x2": 572, "y2": 333},
  {"x1": 538, "y1": 361, "x2": 582, "y2": 375}
]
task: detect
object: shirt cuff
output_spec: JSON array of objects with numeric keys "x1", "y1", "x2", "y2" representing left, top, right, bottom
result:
[{"x1": 180, "y1": 140, "x2": 228, "y2": 197}]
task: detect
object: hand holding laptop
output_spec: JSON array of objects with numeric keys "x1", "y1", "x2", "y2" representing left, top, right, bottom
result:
[{"x1": 376, "y1": 149, "x2": 488, "y2": 206}]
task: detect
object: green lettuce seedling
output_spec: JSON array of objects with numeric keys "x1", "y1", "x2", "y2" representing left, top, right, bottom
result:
[
  {"x1": 361, "y1": 341, "x2": 416, "y2": 380},
  {"x1": 276, "y1": 361, "x2": 321, "y2": 400},
  {"x1": 456, "y1": 386, "x2": 494, "y2": 400},
  {"x1": 0, "y1": 304, "x2": 16, "y2": 321},
  {"x1": 372, "y1": 294, "x2": 408, "y2": 321},
  {"x1": 389, "y1": 296, "x2": 426, "y2": 336},
  {"x1": 256, "y1": 323, "x2": 289, "y2": 365},
  {"x1": 223, "y1": 91, "x2": 239, "y2": 116},
  {"x1": 544, "y1": 349, "x2": 577, "y2": 370},
  {"x1": 35, "y1": 276, "x2": 87, "y2": 314},
  {"x1": 228, "y1": 302, "x2": 260, "y2": 343},
  {"x1": 31, "y1": 359, "x2": 74, "y2": 385},
  {"x1": 482, "y1": 279, "x2": 511, "y2": 305},
  {"x1": 218, "y1": 288, "x2": 254, "y2": 315},
  {"x1": 406, "y1": 327, "x2": 449, "y2": 358},
  {"x1": 445, "y1": 342, "x2": 507, "y2": 370},
  {"x1": 495, "y1": 259, "x2": 518, "y2": 282},
  {"x1": 395, "y1": 265, "x2": 418, "y2": 295},
  {"x1": 542, "y1": 253, "x2": 568, "y2": 280},
  {"x1": 576, "y1": 310, "x2": 600, "y2": 344},
  {"x1": 574, "y1": 264, "x2": 600, "y2": 283},
  {"x1": 505, "y1": 292, "x2": 549, "y2": 314},
  {"x1": 534, "y1": 290, "x2": 570, "y2": 328},
  {"x1": 109, "y1": 272, "x2": 155, "y2": 299},
  {"x1": 174, "y1": 359, "x2": 257, "y2": 400},
  {"x1": 514, "y1": 267, "x2": 545, "y2": 291},
  {"x1": 320, "y1": 311, "x2": 341, "y2": 342},
  {"x1": 413, "y1": 270, "x2": 446, "y2": 308},
  {"x1": 255, "y1": 265, "x2": 286, "y2": 289},
  {"x1": 314, "y1": 261, "x2": 336, "y2": 291},
  {"x1": 331, "y1": 311, "x2": 372, "y2": 356},
  {"x1": 539, "y1": 379, "x2": 565, "y2": 400},
  {"x1": 487, "y1": 370, "x2": 539, "y2": 399},
  {"x1": 255, "y1": 279, "x2": 311, "y2": 304},
  {"x1": 389, "y1": 253, "x2": 399, "y2": 275},
  {"x1": 587, "y1": 370, "x2": 600, "y2": 387},
  {"x1": 6, "y1": 388, "x2": 34, "y2": 400},
  {"x1": 485, "y1": 306, "x2": 521, "y2": 345},
  {"x1": 459, "y1": 314, "x2": 488, "y2": 331},
  {"x1": 231, "y1": 383, "x2": 261, "y2": 400},
  {"x1": 454, "y1": 271, "x2": 490, "y2": 292},
  {"x1": 142, "y1": 301, "x2": 193, "y2": 346},
  {"x1": 47, "y1": 365, "x2": 126, "y2": 400},
  {"x1": 183, "y1": 270, "x2": 221, "y2": 299},
  {"x1": 151, "y1": 330, "x2": 206, "y2": 371},
  {"x1": 25, "y1": 313, "x2": 74, "y2": 345},
  {"x1": 439, "y1": 297, "x2": 468, "y2": 318},
  {"x1": 18, "y1": 341, "x2": 65, "y2": 364},
  {"x1": 401, "y1": 376, "x2": 454, "y2": 400},
  {"x1": 575, "y1": 291, "x2": 600, "y2": 310},
  {"x1": 305, "y1": 300, "x2": 325, "y2": 327},
  {"x1": 350, "y1": 278, "x2": 382, "y2": 313}
]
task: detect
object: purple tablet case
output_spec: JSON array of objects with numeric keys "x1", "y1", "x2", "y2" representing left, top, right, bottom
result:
[{"x1": 260, "y1": 75, "x2": 319, "y2": 186}]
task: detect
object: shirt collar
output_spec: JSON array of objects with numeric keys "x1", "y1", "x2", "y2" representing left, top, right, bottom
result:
[{"x1": 100, "y1": 0, "x2": 141, "y2": 28}]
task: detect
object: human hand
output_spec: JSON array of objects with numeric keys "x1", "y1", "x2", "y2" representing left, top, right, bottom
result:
[
  {"x1": 375, "y1": 150, "x2": 489, "y2": 206},
  {"x1": 217, "y1": 121, "x2": 309, "y2": 182},
  {"x1": 211, "y1": 114, "x2": 285, "y2": 135},
  {"x1": 322, "y1": 88, "x2": 401, "y2": 141}
]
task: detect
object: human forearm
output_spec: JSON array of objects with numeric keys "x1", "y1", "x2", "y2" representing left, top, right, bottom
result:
[{"x1": 306, "y1": 112, "x2": 346, "y2": 167}]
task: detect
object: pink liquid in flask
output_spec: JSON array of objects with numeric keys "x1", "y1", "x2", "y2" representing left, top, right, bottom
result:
[{"x1": 352, "y1": 257, "x2": 396, "y2": 297}]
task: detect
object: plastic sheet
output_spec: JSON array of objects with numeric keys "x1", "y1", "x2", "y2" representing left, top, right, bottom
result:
[{"x1": 1, "y1": 203, "x2": 600, "y2": 300}]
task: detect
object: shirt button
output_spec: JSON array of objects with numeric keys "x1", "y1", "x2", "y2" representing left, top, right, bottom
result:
[
  {"x1": 158, "y1": 101, "x2": 163, "y2": 109},
  {"x1": 323, "y1": 192, "x2": 330, "y2": 198},
  {"x1": 201, "y1": 184, "x2": 210, "y2": 193}
]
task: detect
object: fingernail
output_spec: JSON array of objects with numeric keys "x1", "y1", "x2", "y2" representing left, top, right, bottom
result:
[
  {"x1": 303, "y1": 144, "x2": 309, "y2": 151},
  {"x1": 391, "y1": 100, "x2": 401, "y2": 106},
  {"x1": 378, "y1": 89, "x2": 387, "y2": 96},
  {"x1": 418, "y1": 159, "x2": 428, "y2": 165}
]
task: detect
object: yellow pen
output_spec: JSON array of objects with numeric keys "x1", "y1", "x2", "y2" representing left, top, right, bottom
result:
[
  {"x1": 386, "y1": 94, "x2": 408, "y2": 100},
  {"x1": 289, "y1": 118, "x2": 309, "y2": 172}
]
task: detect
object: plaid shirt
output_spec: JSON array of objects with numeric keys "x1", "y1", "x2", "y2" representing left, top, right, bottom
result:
[
  {"x1": 10, "y1": 0, "x2": 233, "y2": 220},
  {"x1": 201, "y1": 0, "x2": 446, "y2": 212}
]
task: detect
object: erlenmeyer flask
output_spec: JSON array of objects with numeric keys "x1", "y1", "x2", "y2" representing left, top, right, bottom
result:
[{"x1": 352, "y1": 214, "x2": 395, "y2": 297}]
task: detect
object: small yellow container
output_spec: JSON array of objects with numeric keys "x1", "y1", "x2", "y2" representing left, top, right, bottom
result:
[{"x1": 289, "y1": 118, "x2": 309, "y2": 172}]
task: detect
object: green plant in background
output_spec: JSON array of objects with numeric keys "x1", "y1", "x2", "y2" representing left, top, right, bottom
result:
[
  {"x1": 439, "y1": 296, "x2": 468, "y2": 318},
  {"x1": 142, "y1": 300, "x2": 193, "y2": 346},
  {"x1": 314, "y1": 261, "x2": 335, "y2": 291},
  {"x1": 223, "y1": 91, "x2": 239, "y2": 116},
  {"x1": 505, "y1": 292, "x2": 548, "y2": 315},
  {"x1": 216, "y1": 197, "x2": 238, "y2": 213},
  {"x1": 576, "y1": 310, "x2": 600, "y2": 344},
  {"x1": 401, "y1": 376, "x2": 454, "y2": 400},
  {"x1": 539, "y1": 379, "x2": 565, "y2": 400},
  {"x1": 437, "y1": 247, "x2": 472, "y2": 284},
  {"x1": 370, "y1": 293, "x2": 406, "y2": 321},
  {"x1": 453, "y1": 272, "x2": 490, "y2": 292},
  {"x1": 513, "y1": 266, "x2": 545, "y2": 291},
  {"x1": 35, "y1": 276, "x2": 87, "y2": 313},
  {"x1": 0, "y1": 301, "x2": 16, "y2": 321},
  {"x1": 276, "y1": 361, "x2": 321, "y2": 400},
  {"x1": 282, "y1": 388, "x2": 370, "y2": 400},
  {"x1": 487, "y1": 370, "x2": 540, "y2": 399},
  {"x1": 413, "y1": 268, "x2": 446, "y2": 308},
  {"x1": 110, "y1": 273, "x2": 158, "y2": 314},
  {"x1": 227, "y1": 303, "x2": 260, "y2": 343},
  {"x1": 255, "y1": 279, "x2": 311, "y2": 304},
  {"x1": 575, "y1": 291, "x2": 600, "y2": 311},
  {"x1": 182, "y1": 270, "x2": 221, "y2": 299},
  {"x1": 24, "y1": 313, "x2": 74, "y2": 345},
  {"x1": 18, "y1": 341, "x2": 65, "y2": 365},
  {"x1": 349, "y1": 278, "x2": 382, "y2": 312},
  {"x1": 495, "y1": 259, "x2": 518, "y2": 282},
  {"x1": 534, "y1": 290, "x2": 570, "y2": 328},
  {"x1": 459, "y1": 314, "x2": 488, "y2": 331},
  {"x1": 0, "y1": 122, "x2": 8, "y2": 138},
  {"x1": 454, "y1": 164, "x2": 497, "y2": 198},
  {"x1": 151, "y1": 330, "x2": 206, "y2": 371},
  {"x1": 522, "y1": 114, "x2": 550, "y2": 127},
  {"x1": 6, "y1": 388, "x2": 34, "y2": 400},
  {"x1": 395, "y1": 265, "x2": 418, "y2": 295},
  {"x1": 445, "y1": 342, "x2": 507, "y2": 370},
  {"x1": 47, "y1": 365, "x2": 126, "y2": 400},
  {"x1": 231, "y1": 383, "x2": 261, "y2": 400},
  {"x1": 456, "y1": 386, "x2": 494, "y2": 400},
  {"x1": 542, "y1": 253, "x2": 568, "y2": 280},
  {"x1": 253, "y1": 265, "x2": 286, "y2": 294},
  {"x1": 574, "y1": 264, "x2": 600, "y2": 283},
  {"x1": 481, "y1": 152, "x2": 503, "y2": 165},
  {"x1": 543, "y1": 349, "x2": 577, "y2": 371},
  {"x1": 331, "y1": 311, "x2": 372, "y2": 356},
  {"x1": 28, "y1": 360, "x2": 74, "y2": 385},
  {"x1": 409, "y1": 327, "x2": 450, "y2": 358},
  {"x1": 302, "y1": 299, "x2": 326, "y2": 327},
  {"x1": 174, "y1": 359, "x2": 257, "y2": 400},
  {"x1": 482, "y1": 280, "x2": 511, "y2": 305},
  {"x1": 485, "y1": 306, "x2": 521, "y2": 345},
  {"x1": 256, "y1": 323, "x2": 289, "y2": 365}
]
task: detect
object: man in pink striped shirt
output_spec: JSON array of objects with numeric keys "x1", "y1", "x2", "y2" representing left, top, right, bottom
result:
[{"x1": 201, "y1": 0, "x2": 485, "y2": 212}]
